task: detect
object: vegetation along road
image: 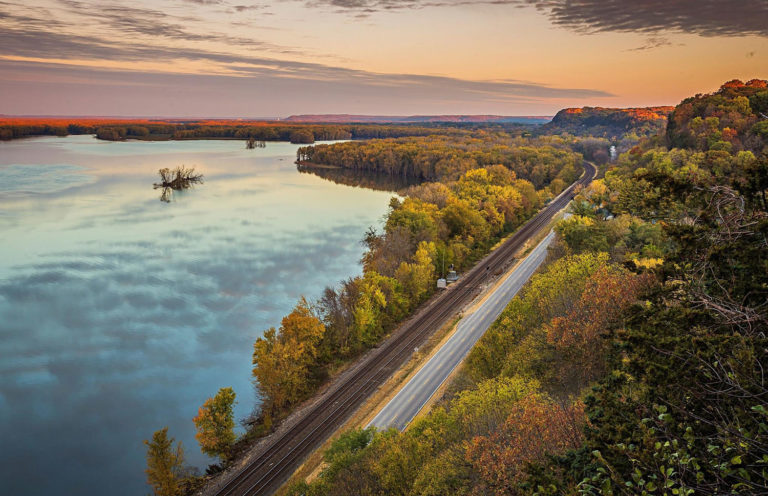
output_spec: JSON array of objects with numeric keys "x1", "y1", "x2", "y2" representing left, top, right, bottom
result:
[
  {"x1": 368, "y1": 229, "x2": 558, "y2": 431},
  {"x1": 212, "y1": 162, "x2": 597, "y2": 496}
]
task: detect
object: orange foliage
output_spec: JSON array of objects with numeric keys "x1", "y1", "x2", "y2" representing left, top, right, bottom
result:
[
  {"x1": 545, "y1": 266, "x2": 652, "y2": 388},
  {"x1": 466, "y1": 394, "x2": 585, "y2": 495},
  {"x1": 722, "y1": 127, "x2": 739, "y2": 143},
  {"x1": 721, "y1": 79, "x2": 746, "y2": 89},
  {"x1": 746, "y1": 78, "x2": 768, "y2": 89},
  {"x1": 558, "y1": 106, "x2": 673, "y2": 122}
]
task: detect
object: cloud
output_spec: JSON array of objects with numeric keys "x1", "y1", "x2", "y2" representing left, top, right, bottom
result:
[
  {"x1": 232, "y1": 3, "x2": 269, "y2": 12},
  {"x1": 624, "y1": 36, "x2": 674, "y2": 52},
  {"x1": 0, "y1": 1, "x2": 615, "y2": 115},
  {"x1": 299, "y1": 0, "x2": 768, "y2": 37},
  {"x1": 47, "y1": 1, "x2": 294, "y2": 52},
  {"x1": 0, "y1": 214, "x2": 375, "y2": 494},
  {"x1": 0, "y1": 53, "x2": 613, "y2": 116},
  {"x1": 541, "y1": 0, "x2": 768, "y2": 37}
]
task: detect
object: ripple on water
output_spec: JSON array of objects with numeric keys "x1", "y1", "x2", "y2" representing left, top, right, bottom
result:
[{"x1": 0, "y1": 164, "x2": 95, "y2": 193}]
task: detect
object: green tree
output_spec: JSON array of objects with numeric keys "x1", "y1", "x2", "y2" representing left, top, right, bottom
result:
[
  {"x1": 144, "y1": 427, "x2": 185, "y2": 496},
  {"x1": 193, "y1": 387, "x2": 237, "y2": 460}
]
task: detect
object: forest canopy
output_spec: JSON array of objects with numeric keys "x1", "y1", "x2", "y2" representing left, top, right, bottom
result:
[{"x1": 288, "y1": 79, "x2": 768, "y2": 496}]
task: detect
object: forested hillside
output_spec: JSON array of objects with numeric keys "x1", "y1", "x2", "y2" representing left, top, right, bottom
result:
[
  {"x1": 542, "y1": 106, "x2": 672, "y2": 143},
  {"x1": 288, "y1": 79, "x2": 768, "y2": 495}
]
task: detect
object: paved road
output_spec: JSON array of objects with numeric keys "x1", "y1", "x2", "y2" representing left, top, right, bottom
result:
[
  {"x1": 368, "y1": 230, "x2": 556, "y2": 431},
  {"x1": 211, "y1": 163, "x2": 594, "y2": 496}
]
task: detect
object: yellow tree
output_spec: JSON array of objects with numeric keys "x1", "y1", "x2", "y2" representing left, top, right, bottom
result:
[
  {"x1": 252, "y1": 298, "x2": 325, "y2": 414},
  {"x1": 144, "y1": 427, "x2": 185, "y2": 496},
  {"x1": 193, "y1": 387, "x2": 236, "y2": 460},
  {"x1": 394, "y1": 241, "x2": 436, "y2": 303}
]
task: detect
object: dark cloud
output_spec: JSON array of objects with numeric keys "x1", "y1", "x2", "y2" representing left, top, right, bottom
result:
[
  {"x1": 301, "y1": 0, "x2": 768, "y2": 37},
  {"x1": 541, "y1": 0, "x2": 768, "y2": 37}
]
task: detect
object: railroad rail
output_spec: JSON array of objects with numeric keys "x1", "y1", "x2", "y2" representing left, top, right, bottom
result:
[{"x1": 213, "y1": 161, "x2": 596, "y2": 496}]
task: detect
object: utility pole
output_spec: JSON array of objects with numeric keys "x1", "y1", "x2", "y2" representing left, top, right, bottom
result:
[{"x1": 441, "y1": 248, "x2": 445, "y2": 278}]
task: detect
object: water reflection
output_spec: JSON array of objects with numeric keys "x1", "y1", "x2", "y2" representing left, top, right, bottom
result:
[
  {"x1": 153, "y1": 166, "x2": 205, "y2": 203},
  {"x1": 297, "y1": 163, "x2": 419, "y2": 193},
  {"x1": 0, "y1": 136, "x2": 393, "y2": 496}
]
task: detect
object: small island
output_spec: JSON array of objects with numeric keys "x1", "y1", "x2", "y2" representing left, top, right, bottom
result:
[{"x1": 153, "y1": 166, "x2": 203, "y2": 202}]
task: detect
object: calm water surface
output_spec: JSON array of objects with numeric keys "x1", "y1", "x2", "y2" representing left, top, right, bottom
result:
[{"x1": 0, "y1": 136, "x2": 393, "y2": 495}]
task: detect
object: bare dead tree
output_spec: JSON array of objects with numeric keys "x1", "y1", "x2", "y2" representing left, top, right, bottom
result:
[{"x1": 153, "y1": 166, "x2": 204, "y2": 202}]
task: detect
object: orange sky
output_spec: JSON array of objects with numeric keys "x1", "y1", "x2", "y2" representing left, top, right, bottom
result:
[{"x1": 0, "y1": 0, "x2": 766, "y2": 116}]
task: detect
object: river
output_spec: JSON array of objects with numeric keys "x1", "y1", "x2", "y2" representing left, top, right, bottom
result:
[{"x1": 0, "y1": 136, "x2": 394, "y2": 495}]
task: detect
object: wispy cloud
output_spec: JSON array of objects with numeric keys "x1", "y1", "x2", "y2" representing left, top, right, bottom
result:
[
  {"x1": 0, "y1": 57, "x2": 613, "y2": 116},
  {"x1": 625, "y1": 36, "x2": 674, "y2": 52},
  {"x1": 46, "y1": 1, "x2": 297, "y2": 52}
]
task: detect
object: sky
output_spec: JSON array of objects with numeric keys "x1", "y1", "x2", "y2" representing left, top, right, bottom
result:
[{"x1": 0, "y1": 0, "x2": 767, "y2": 117}]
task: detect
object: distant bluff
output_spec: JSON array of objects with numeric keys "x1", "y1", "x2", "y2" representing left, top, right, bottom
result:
[{"x1": 543, "y1": 106, "x2": 674, "y2": 138}]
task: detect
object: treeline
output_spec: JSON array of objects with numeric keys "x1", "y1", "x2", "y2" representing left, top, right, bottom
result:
[
  {"x1": 541, "y1": 105, "x2": 673, "y2": 140},
  {"x1": 297, "y1": 134, "x2": 581, "y2": 188},
  {"x1": 0, "y1": 123, "x2": 69, "y2": 140},
  {"x1": 141, "y1": 131, "x2": 584, "y2": 494},
  {"x1": 251, "y1": 156, "x2": 579, "y2": 424},
  {"x1": 172, "y1": 124, "x2": 471, "y2": 142},
  {"x1": 288, "y1": 79, "x2": 768, "y2": 495},
  {"x1": 0, "y1": 119, "x2": 470, "y2": 143},
  {"x1": 667, "y1": 78, "x2": 768, "y2": 152}
]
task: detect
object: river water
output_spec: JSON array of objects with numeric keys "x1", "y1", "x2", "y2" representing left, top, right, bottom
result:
[{"x1": 0, "y1": 136, "x2": 394, "y2": 495}]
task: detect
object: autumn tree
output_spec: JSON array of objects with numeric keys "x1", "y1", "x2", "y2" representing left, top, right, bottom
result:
[
  {"x1": 545, "y1": 265, "x2": 651, "y2": 390},
  {"x1": 394, "y1": 241, "x2": 436, "y2": 303},
  {"x1": 144, "y1": 427, "x2": 185, "y2": 496},
  {"x1": 252, "y1": 297, "x2": 325, "y2": 415},
  {"x1": 352, "y1": 271, "x2": 407, "y2": 347},
  {"x1": 193, "y1": 387, "x2": 237, "y2": 460},
  {"x1": 466, "y1": 394, "x2": 585, "y2": 495}
]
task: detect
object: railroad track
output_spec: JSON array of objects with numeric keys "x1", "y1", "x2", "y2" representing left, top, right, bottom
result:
[{"x1": 213, "y1": 161, "x2": 596, "y2": 496}]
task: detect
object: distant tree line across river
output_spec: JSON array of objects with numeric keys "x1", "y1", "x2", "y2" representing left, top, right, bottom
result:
[{"x1": 0, "y1": 118, "x2": 531, "y2": 144}]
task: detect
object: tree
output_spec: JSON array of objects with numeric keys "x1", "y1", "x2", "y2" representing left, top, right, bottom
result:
[
  {"x1": 289, "y1": 129, "x2": 314, "y2": 144},
  {"x1": 252, "y1": 297, "x2": 326, "y2": 414},
  {"x1": 394, "y1": 241, "x2": 436, "y2": 302},
  {"x1": 193, "y1": 387, "x2": 237, "y2": 460},
  {"x1": 466, "y1": 394, "x2": 585, "y2": 495},
  {"x1": 545, "y1": 265, "x2": 651, "y2": 391},
  {"x1": 144, "y1": 427, "x2": 185, "y2": 496}
]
